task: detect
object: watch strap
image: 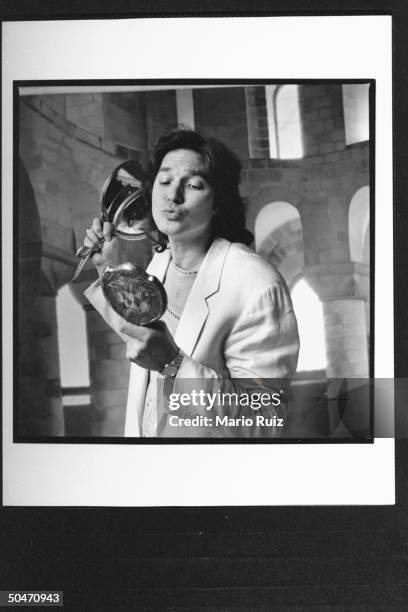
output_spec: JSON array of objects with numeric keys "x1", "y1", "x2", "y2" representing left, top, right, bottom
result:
[{"x1": 160, "y1": 349, "x2": 184, "y2": 377}]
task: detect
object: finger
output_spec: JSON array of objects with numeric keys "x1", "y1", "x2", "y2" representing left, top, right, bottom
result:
[
  {"x1": 119, "y1": 321, "x2": 146, "y2": 338},
  {"x1": 83, "y1": 236, "x2": 98, "y2": 250},
  {"x1": 85, "y1": 228, "x2": 103, "y2": 249},
  {"x1": 103, "y1": 221, "x2": 113, "y2": 243},
  {"x1": 126, "y1": 343, "x2": 147, "y2": 362},
  {"x1": 91, "y1": 217, "x2": 104, "y2": 239},
  {"x1": 148, "y1": 320, "x2": 167, "y2": 333}
]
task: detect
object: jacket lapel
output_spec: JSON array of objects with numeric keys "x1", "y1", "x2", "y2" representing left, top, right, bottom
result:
[
  {"x1": 174, "y1": 238, "x2": 230, "y2": 356},
  {"x1": 146, "y1": 247, "x2": 171, "y2": 282},
  {"x1": 125, "y1": 248, "x2": 171, "y2": 436}
]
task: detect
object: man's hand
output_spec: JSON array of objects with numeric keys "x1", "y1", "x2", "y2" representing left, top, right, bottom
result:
[
  {"x1": 83, "y1": 217, "x2": 147, "y2": 278},
  {"x1": 83, "y1": 218, "x2": 120, "y2": 277},
  {"x1": 119, "y1": 320, "x2": 179, "y2": 372}
]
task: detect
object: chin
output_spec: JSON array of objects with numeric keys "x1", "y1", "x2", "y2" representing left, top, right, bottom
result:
[{"x1": 157, "y1": 221, "x2": 181, "y2": 237}]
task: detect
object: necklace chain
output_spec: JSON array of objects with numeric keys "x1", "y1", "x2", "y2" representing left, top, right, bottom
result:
[{"x1": 171, "y1": 260, "x2": 198, "y2": 276}]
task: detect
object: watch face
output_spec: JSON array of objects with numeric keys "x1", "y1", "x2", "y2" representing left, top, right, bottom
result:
[
  {"x1": 101, "y1": 263, "x2": 167, "y2": 326},
  {"x1": 163, "y1": 365, "x2": 177, "y2": 377},
  {"x1": 162, "y1": 352, "x2": 183, "y2": 377}
]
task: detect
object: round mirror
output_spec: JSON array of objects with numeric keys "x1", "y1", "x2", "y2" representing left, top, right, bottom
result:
[{"x1": 101, "y1": 160, "x2": 155, "y2": 241}]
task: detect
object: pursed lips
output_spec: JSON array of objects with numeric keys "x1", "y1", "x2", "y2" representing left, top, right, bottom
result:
[{"x1": 162, "y1": 208, "x2": 184, "y2": 217}]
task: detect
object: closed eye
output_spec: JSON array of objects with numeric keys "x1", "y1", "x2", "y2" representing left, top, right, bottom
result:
[{"x1": 157, "y1": 171, "x2": 172, "y2": 185}]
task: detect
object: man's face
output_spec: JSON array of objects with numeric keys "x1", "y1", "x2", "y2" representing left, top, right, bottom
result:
[{"x1": 152, "y1": 149, "x2": 215, "y2": 243}]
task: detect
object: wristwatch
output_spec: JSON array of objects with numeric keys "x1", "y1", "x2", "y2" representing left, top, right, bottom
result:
[{"x1": 160, "y1": 349, "x2": 184, "y2": 378}]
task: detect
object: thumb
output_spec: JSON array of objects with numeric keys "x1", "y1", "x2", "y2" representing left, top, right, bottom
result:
[
  {"x1": 119, "y1": 320, "x2": 143, "y2": 337},
  {"x1": 103, "y1": 221, "x2": 113, "y2": 242},
  {"x1": 147, "y1": 320, "x2": 167, "y2": 333}
]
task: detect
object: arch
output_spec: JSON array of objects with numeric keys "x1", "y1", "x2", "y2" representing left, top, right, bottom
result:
[
  {"x1": 176, "y1": 88, "x2": 195, "y2": 129},
  {"x1": 265, "y1": 85, "x2": 303, "y2": 159},
  {"x1": 362, "y1": 224, "x2": 370, "y2": 266},
  {"x1": 342, "y1": 83, "x2": 370, "y2": 145},
  {"x1": 17, "y1": 160, "x2": 65, "y2": 435},
  {"x1": 18, "y1": 158, "x2": 43, "y2": 292},
  {"x1": 18, "y1": 158, "x2": 42, "y2": 247},
  {"x1": 276, "y1": 85, "x2": 303, "y2": 159},
  {"x1": 348, "y1": 186, "x2": 369, "y2": 263},
  {"x1": 247, "y1": 183, "x2": 303, "y2": 234},
  {"x1": 291, "y1": 278, "x2": 327, "y2": 372},
  {"x1": 254, "y1": 201, "x2": 304, "y2": 287},
  {"x1": 265, "y1": 84, "x2": 280, "y2": 158},
  {"x1": 255, "y1": 201, "x2": 299, "y2": 249},
  {"x1": 56, "y1": 283, "x2": 90, "y2": 404}
]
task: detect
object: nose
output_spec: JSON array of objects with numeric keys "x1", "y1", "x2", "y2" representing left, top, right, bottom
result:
[{"x1": 167, "y1": 182, "x2": 183, "y2": 205}]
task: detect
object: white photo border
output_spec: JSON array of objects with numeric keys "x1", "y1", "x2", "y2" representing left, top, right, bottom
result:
[{"x1": 2, "y1": 15, "x2": 394, "y2": 505}]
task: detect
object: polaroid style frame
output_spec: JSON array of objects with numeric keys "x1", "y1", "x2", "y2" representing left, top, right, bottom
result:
[
  {"x1": 2, "y1": 15, "x2": 394, "y2": 506},
  {"x1": 13, "y1": 78, "x2": 375, "y2": 444}
]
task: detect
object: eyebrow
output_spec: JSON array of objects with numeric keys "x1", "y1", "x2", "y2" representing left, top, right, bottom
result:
[{"x1": 158, "y1": 166, "x2": 206, "y2": 178}]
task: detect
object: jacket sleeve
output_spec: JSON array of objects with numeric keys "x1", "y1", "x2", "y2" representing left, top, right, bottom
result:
[
  {"x1": 169, "y1": 281, "x2": 299, "y2": 437},
  {"x1": 83, "y1": 279, "x2": 129, "y2": 342}
]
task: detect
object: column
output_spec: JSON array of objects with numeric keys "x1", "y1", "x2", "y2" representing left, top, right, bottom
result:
[{"x1": 18, "y1": 274, "x2": 64, "y2": 436}]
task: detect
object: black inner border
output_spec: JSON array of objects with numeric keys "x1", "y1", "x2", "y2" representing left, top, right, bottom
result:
[{"x1": 13, "y1": 78, "x2": 376, "y2": 445}]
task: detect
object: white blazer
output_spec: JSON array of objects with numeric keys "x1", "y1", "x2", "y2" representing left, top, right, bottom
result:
[{"x1": 84, "y1": 238, "x2": 299, "y2": 436}]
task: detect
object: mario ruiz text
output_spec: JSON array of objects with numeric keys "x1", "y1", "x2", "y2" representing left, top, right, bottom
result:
[{"x1": 168, "y1": 413, "x2": 284, "y2": 428}]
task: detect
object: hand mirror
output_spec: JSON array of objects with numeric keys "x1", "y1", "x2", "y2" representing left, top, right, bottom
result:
[
  {"x1": 99, "y1": 160, "x2": 155, "y2": 240},
  {"x1": 101, "y1": 263, "x2": 167, "y2": 326},
  {"x1": 72, "y1": 161, "x2": 167, "y2": 326},
  {"x1": 73, "y1": 159, "x2": 156, "y2": 270}
]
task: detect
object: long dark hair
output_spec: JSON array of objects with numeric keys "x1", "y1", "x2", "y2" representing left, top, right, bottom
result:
[{"x1": 145, "y1": 129, "x2": 253, "y2": 248}]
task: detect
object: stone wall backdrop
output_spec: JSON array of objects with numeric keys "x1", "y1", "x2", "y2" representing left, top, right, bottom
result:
[{"x1": 16, "y1": 83, "x2": 370, "y2": 437}]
